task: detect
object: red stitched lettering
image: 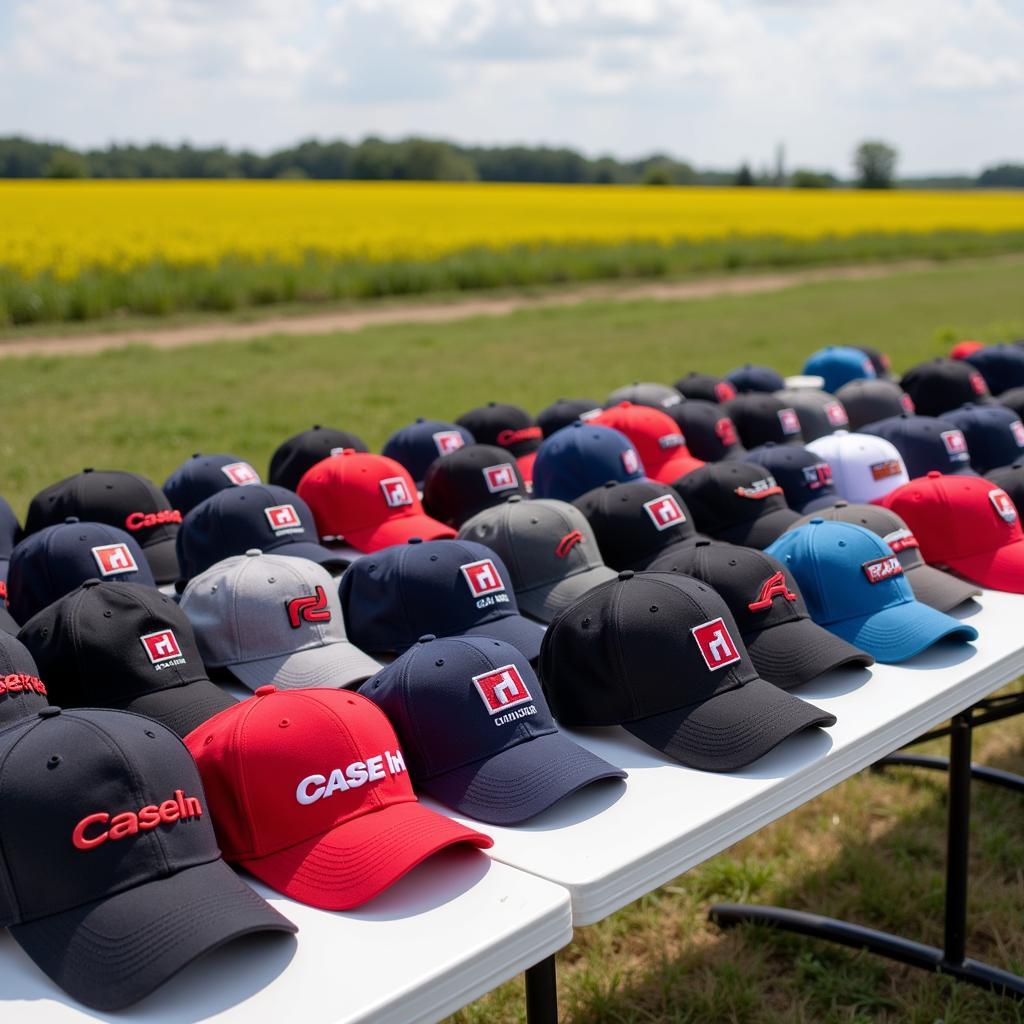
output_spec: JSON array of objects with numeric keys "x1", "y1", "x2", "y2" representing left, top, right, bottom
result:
[
  {"x1": 125, "y1": 509, "x2": 182, "y2": 531},
  {"x1": 72, "y1": 790, "x2": 202, "y2": 850}
]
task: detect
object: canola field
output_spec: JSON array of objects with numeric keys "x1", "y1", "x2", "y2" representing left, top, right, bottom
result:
[{"x1": 4, "y1": 180, "x2": 1024, "y2": 326}]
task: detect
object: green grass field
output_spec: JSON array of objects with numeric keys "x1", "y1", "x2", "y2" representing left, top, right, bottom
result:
[{"x1": 4, "y1": 256, "x2": 1024, "y2": 1023}]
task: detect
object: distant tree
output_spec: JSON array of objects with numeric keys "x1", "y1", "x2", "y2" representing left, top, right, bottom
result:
[
  {"x1": 276, "y1": 166, "x2": 309, "y2": 180},
  {"x1": 45, "y1": 150, "x2": 88, "y2": 178},
  {"x1": 854, "y1": 140, "x2": 898, "y2": 189},
  {"x1": 735, "y1": 163, "x2": 755, "y2": 186},
  {"x1": 791, "y1": 168, "x2": 835, "y2": 188},
  {"x1": 977, "y1": 163, "x2": 1024, "y2": 188},
  {"x1": 643, "y1": 161, "x2": 674, "y2": 186},
  {"x1": 403, "y1": 139, "x2": 477, "y2": 181}
]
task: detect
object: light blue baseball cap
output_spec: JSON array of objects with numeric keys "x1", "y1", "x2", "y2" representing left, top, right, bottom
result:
[{"x1": 803, "y1": 346, "x2": 877, "y2": 395}]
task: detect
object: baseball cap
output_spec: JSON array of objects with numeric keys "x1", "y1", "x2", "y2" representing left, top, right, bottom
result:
[
  {"x1": 458, "y1": 496, "x2": 617, "y2": 621},
  {"x1": 836, "y1": 378, "x2": 915, "y2": 430},
  {"x1": 539, "y1": 570, "x2": 836, "y2": 771},
  {"x1": 766, "y1": 520, "x2": 977, "y2": 662},
  {"x1": 181, "y1": 551, "x2": 380, "y2": 690},
  {"x1": 0, "y1": 707, "x2": 295, "y2": 1011},
  {"x1": 673, "y1": 461, "x2": 800, "y2": 549},
  {"x1": 422, "y1": 444, "x2": 528, "y2": 528},
  {"x1": 788, "y1": 500, "x2": 981, "y2": 612},
  {"x1": 859, "y1": 413, "x2": 976, "y2": 478},
  {"x1": 674, "y1": 372, "x2": 737, "y2": 404},
  {"x1": 297, "y1": 450, "x2": 456, "y2": 552},
  {"x1": 667, "y1": 400, "x2": 747, "y2": 462},
  {"x1": 267, "y1": 424, "x2": 368, "y2": 492},
  {"x1": 185, "y1": 688, "x2": 491, "y2": 910},
  {"x1": 725, "y1": 364, "x2": 786, "y2": 394},
  {"x1": 878, "y1": 472, "x2": 1024, "y2": 592},
  {"x1": 646, "y1": 540, "x2": 872, "y2": 687},
  {"x1": 381, "y1": 418, "x2": 475, "y2": 487},
  {"x1": 24, "y1": 469, "x2": 181, "y2": 583},
  {"x1": 997, "y1": 386, "x2": 1024, "y2": 422},
  {"x1": 727, "y1": 393, "x2": 805, "y2": 447},
  {"x1": 942, "y1": 403, "x2": 1024, "y2": 473},
  {"x1": 536, "y1": 398, "x2": 602, "y2": 438},
  {"x1": 964, "y1": 344, "x2": 1024, "y2": 396},
  {"x1": 177, "y1": 483, "x2": 348, "y2": 580},
  {"x1": 805, "y1": 431, "x2": 909, "y2": 503},
  {"x1": 0, "y1": 494, "x2": 20, "y2": 582},
  {"x1": 361, "y1": 635, "x2": 625, "y2": 824},
  {"x1": 774, "y1": 388, "x2": 849, "y2": 442},
  {"x1": 339, "y1": 539, "x2": 547, "y2": 660},
  {"x1": 455, "y1": 402, "x2": 542, "y2": 482},
  {"x1": 532, "y1": 422, "x2": 645, "y2": 503},
  {"x1": 572, "y1": 479, "x2": 707, "y2": 570},
  {"x1": 855, "y1": 345, "x2": 894, "y2": 380},
  {"x1": 605, "y1": 381, "x2": 684, "y2": 410},
  {"x1": 950, "y1": 340, "x2": 985, "y2": 361},
  {"x1": 6, "y1": 518, "x2": 156, "y2": 624},
  {"x1": 802, "y1": 346, "x2": 877, "y2": 394},
  {"x1": 985, "y1": 462, "x2": 1024, "y2": 519},
  {"x1": 163, "y1": 453, "x2": 262, "y2": 516},
  {"x1": 899, "y1": 357, "x2": 993, "y2": 417},
  {"x1": 18, "y1": 580, "x2": 236, "y2": 737},
  {"x1": 0, "y1": 632, "x2": 48, "y2": 726},
  {"x1": 593, "y1": 402, "x2": 705, "y2": 483},
  {"x1": 744, "y1": 443, "x2": 839, "y2": 514}
]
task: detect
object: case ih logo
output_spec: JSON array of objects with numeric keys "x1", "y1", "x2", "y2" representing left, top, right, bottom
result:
[
  {"x1": 715, "y1": 381, "x2": 737, "y2": 402},
  {"x1": 286, "y1": 586, "x2": 332, "y2": 628},
  {"x1": 735, "y1": 476, "x2": 783, "y2": 500},
  {"x1": 900, "y1": 393, "x2": 916, "y2": 414},
  {"x1": 778, "y1": 408, "x2": 801, "y2": 435},
  {"x1": 460, "y1": 558, "x2": 505, "y2": 597},
  {"x1": 825, "y1": 402, "x2": 848, "y2": 428},
  {"x1": 472, "y1": 663, "x2": 532, "y2": 715},
  {"x1": 221, "y1": 461, "x2": 260, "y2": 486},
  {"x1": 862, "y1": 555, "x2": 903, "y2": 584},
  {"x1": 692, "y1": 617, "x2": 741, "y2": 671},
  {"x1": 989, "y1": 488, "x2": 1018, "y2": 524},
  {"x1": 941, "y1": 430, "x2": 968, "y2": 457},
  {"x1": 883, "y1": 528, "x2": 919, "y2": 554},
  {"x1": 140, "y1": 630, "x2": 183, "y2": 666},
  {"x1": 265, "y1": 504, "x2": 302, "y2": 533},
  {"x1": 801, "y1": 463, "x2": 833, "y2": 491},
  {"x1": 1011, "y1": 420, "x2": 1024, "y2": 447},
  {"x1": 869, "y1": 459, "x2": 903, "y2": 482},
  {"x1": 483, "y1": 463, "x2": 519, "y2": 493},
  {"x1": 621, "y1": 448, "x2": 640, "y2": 475},
  {"x1": 715, "y1": 417, "x2": 739, "y2": 447},
  {"x1": 432, "y1": 430, "x2": 466, "y2": 456},
  {"x1": 379, "y1": 477, "x2": 414, "y2": 508},
  {"x1": 643, "y1": 495, "x2": 686, "y2": 531},
  {"x1": 747, "y1": 571, "x2": 798, "y2": 612},
  {"x1": 968, "y1": 372, "x2": 988, "y2": 397},
  {"x1": 91, "y1": 543, "x2": 139, "y2": 577}
]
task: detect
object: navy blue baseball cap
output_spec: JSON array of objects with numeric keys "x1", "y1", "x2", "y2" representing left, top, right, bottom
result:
[
  {"x1": 964, "y1": 344, "x2": 1024, "y2": 396},
  {"x1": 360, "y1": 635, "x2": 625, "y2": 824},
  {"x1": 176, "y1": 484, "x2": 348, "y2": 581},
  {"x1": 0, "y1": 495, "x2": 20, "y2": 583},
  {"x1": 997, "y1": 386, "x2": 1024, "y2": 422},
  {"x1": 859, "y1": 413, "x2": 976, "y2": 478},
  {"x1": 766, "y1": 520, "x2": 977, "y2": 663},
  {"x1": 163, "y1": 453, "x2": 262, "y2": 515},
  {"x1": 802, "y1": 346, "x2": 877, "y2": 394},
  {"x1": 942, "y1": 403, "x2": 1024, "y2": 474},
  {"x1": 532, "y1": 422, "x2": 645, "y2": 502},
  {"x1": 339, "y1": 539, "x2": 547, "y2": 661},
  {"x1": 6, "y1": 518, "x2": 155, "y2": 624},
  {"x1": 725, "y1": 364, "x2": 786, "y2": 394},
  {"x1": 382, "y1": 418, "x2": 475, "y2": 486},
  {"x1": 744, "y1": 443, "x2": 839, "y2": 513}
]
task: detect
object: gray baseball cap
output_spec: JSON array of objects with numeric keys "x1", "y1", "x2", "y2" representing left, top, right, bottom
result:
[
  {"x1": 788, "y1": 501, "x2": 981, "y2": 612},
  {"x1": 458, "y1": 496, "x2": 618, "y2": 622},
  {"x1": 180, "y1": 550, "x2": 380, "y2": 689}
]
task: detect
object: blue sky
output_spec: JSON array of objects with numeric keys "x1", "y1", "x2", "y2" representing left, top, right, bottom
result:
[{"x1": 2, "y1": 0, "x2": 1022, "y2": 175}]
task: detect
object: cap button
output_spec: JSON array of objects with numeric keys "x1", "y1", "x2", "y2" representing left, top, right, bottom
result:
[
  {"x1": 63, "y1": 516, "x2": 80, "y2": 525},
  {"x1": 245, "y1": 548, "x2": 262, "y2": 557},
  {"x1": 572, "y1": 421, "x2": 584, "y2": 428},
  {"x1": 407, "y1": 537, "x2": 423, "y2": 544},
  {"x1": 81, "y1": 577, "x2": 102, "y2": 588},
  {"x1": 506, "y1": 495, "x2": 523, "y2": 503},
  {"x1": 83, "y1": 467, "x2": 94, "y2": 473},
  {"x1": 38, "y1": 706, "x2": 62, "y2": 719},
  {"x1": 313, "y1": 424, "x2": 322, "y2": 430},
  {"x1": 617, "y1": 570, "x2": 635, "y2": 581},
  {"x1": 192, "y1": 452, "x2": 202, "y2": 458},
  {"x1": 809, "y1": 517, "x2": 824, "y2": 525},
  {"x1": 417, "y1": 633, "x2": 437, "y2": 644},
  {"x1": 694, "y1": 539, "x2": 712, "y2": 547},
  {"x1": 835, "y1": 501, "x2": 848, "y2": 508},
  {"x1": 602, "y1": 480, "x2": 618, "y2": 489},
  {"x1": 254, "y1": 685, "x2": 276, "y2": 697},
  {"x1": 927, "y1": 470, "x2": 941, "y2": 478}
]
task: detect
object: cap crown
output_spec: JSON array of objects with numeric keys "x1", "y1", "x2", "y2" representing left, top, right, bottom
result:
[
  {"x1": 860, "y1": 414, "x2": 973, "y2": 477},
  {"x1": 422, "y1": 444, "x2": 528, "y2": 528},
  {"x1": 943, "y1": 403, "x2": 1024, "y2": 473},
  {"x1": 0, "y1": 632, "x2": 48, "y2": 725},
  {"x1": 382, "y1": 419, "x2": 474, "y2": 484},
  {"x1": 455, "y1": 403, "x2": 542, "y2": 457},
  {"x1": 985, "y1": 462, "x2": 1024, "y2": 514},
  {"x1": 673, "y1": 372, "x2": 737, "y2": 404},
  {"x1": 268, "y1": 425, "x2": 368, "y2": 492},
  {"x1": 964, "y1": 344, "x2": 1024, "y2": 395},
  {"x1": 745, "y1": 444, "x2": 837, "y2": 511},
  {"x1": 163, "y1": 453, "x2": 261, "y2": 515},
  {"x1": 0, "y1": 495, "x2": 20, "y2": 559},
  {"x1": 836, "y1": 378, "x2": 915, "y2": 430},
  {"x1": 805, "y1": 431, "x2": 909, "y2": 503},
  {"x1": 669, "y1": 400, "x2": 745, "y2": 461},
  {"x1": 673, "y1": 461, "x2": 789, "y2": 535},
  {"x1": 532, "y1": 422, "x2": 645, "y2": 503},
  {"x1": 727, "y1": 393, "x2": 805, "y2": 447},
  {"x1": 536, "y1": 398, "x2": 602, "y2": 438},
  {"x1": 774, "y1": 389, "x2": 849, "y2": 441},
  {"x1": 605, "y1": 382, "x2": 683, "y2": 410},
  {"x1": 802, "y1": 346, "x2": 877, "y2": 394},
  {"x1": 725, "y1": 364, "x2": 786, "y2": 394},
  {"x1": 594, "y1": 402, "x2": 700, "y2": 479},
  {"x1": 900, "y1": 357, "x2": 991, "y2": 417}
]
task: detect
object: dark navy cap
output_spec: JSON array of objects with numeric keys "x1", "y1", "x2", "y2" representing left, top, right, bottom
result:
[
  {"x1": 855, "y1": 345, "x2": 893, "y2": 380},
  {"x1": 339, "y1": 539, "x2": 547, "y2": 661},
  {"x1": 744, "y1": 443, "x2": 839, "y2": 514},
  {"x1": 605, "y1": 381, "x2": 684, "y2": 411},
  {"x1": 163, "y1": 453, "x2": 262, "y2": 516},
  {"x1": 267, "y1": 424, "x2": 368, "y2": 492},
  {"x1": 536, "y1": 398, "x2": 603, "y2": 438},
  {"x1": 774, "y1": 388, "x2": 849, "y2": 442},
  {"x1": 0, "y1": 631, "x2": 49, "y2": 725},
  {"x1": 0, "y1": 494, "x2": 21, "y2": 579},
  {"x1": 942, "y1": 403, "x2": 1024, "y2": 473},
  {"x1": 422, "y1": 443, "x2": 528, "y2": 528},
  {"x1": 532, "y1": 422, "x2": 645, "y2": 502},
  {"x1": 673, "y1": 372, "x2": 737, "y2": 404},
  {"x1": 802, "y1": 346, "x2": 876, "y2": 394},
  {"x1": 6, "y1": 518, "x2": 155, "y2": 624},
  {"x1": 727, "y1": 393, "x2": 805, "y2": 448},
  {"x1": 176, "y1": 483, "x2": 348, "y2": 581},
  {"x1": 382, "y1": 418, "x2": 475, "y2": 486},
  {"x1": 360, "y1": 635, "x2": 625, "y2": 824},
  {"x1": 859, "y1": 413, "x2": 976, "y2": 478},
  {"x1": 899, "y1": 357, "x2": 993, "y2": 417},
  {"x1": 964, "y1": 344, "x2": 1024, "y2": 396},
  {"x1": 836, "y1": 378, "x2": 916, "y2": 430},
  {"x1": 725, "y1": 363, "x2": 786, "y2": 394},
  {"x1": 667, "y1": 399, "x2": 747, "y2": 462},
  {"x1": 997, "y1": 386, "x2": 1024, "y2": 422}
]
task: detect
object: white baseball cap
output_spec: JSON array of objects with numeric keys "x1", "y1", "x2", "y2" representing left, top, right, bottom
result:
[{"x1": 806, "y1": 431, "x2": 909, "y2": 504}]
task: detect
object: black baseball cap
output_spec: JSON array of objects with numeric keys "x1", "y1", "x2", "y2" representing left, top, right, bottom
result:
[
  {"x1": 859, "y1": 413, "x2": 976, "y2": 478},
  {"x1": 455, "y1": 402, "x2": 542, "y2": 481},
  {"x1": 24, "y1": 469, "x2": 181, "y2": 583},
  {"x1": 673, "y1": 461, "x2": 800, "y2": 548},
  {"x1": 673, "y1": 372, "x2": 737, "y2": 404},
  {"x1": 727, "y1": 393, "x2": 805, "y2": 448},
  {"x1": 360, "y1": 635, "x2": 625, "y2": 824},
  {"x1": 744, "y1": 443, "x2": 839, "y2": 513},
  {"x1": 0, "y1": 494, "x2": 21, "y2": 582},
  {"x1": 0, "y1": 707, "x2": 295, "y2": 1010},
  {"x1": 339, "y1": 538, "x2": 546, "y2": 661},
  {"x1": 836, "y1": 378, "x2": 915, "y2": 430},
  {"x1": 964, "y1": 344, "x2": 1024, "y2": 396},
  {"x1": 422, "y1": 443, "x2": 528, "y2": 528},
  {"x1": 667, "y1": 399, "x2": 747, "y2": 462},
  {"x1": 605, "y1": 381, "x2": 684, "y2": 411},
  {"x1": 774, "y1": 388, "x2": 849, "y2": 441},
  {"x1": 725, "y1": 363, "x2": 786, "y2": 394},
  {"x1": 6, "y1": 518, "x2": 156, "y2": 624},
  {"x1": 0, "y1": 631, "x2": 49, "y2": 726},
  {"x1": 855, "y1": 345, "x2": 894, "y2": 380},
  {"x1": 985, "y1": 462, "x2": 1024, "y2": 519},
  {"x1": 998, "y1": 386, "x2": 1024, "y2": 421},
  {"x1": 572, "y1": 479, "x2": 707, "y2": 570},
  {"x1": 381, "y1": 418, "x2": 475, "y2": 486},
  {"x1": 899, "y1": 358, "x2": 993, "y2": 417},
  {"x1": 942, "y1": 403, "x2": 1024, "y2": 473},
  {"x1": 539, "y1": 570, "x2": 836, "y2": 771},
  {"x1": 18, "y1": 580, "x2": 236, "y2": 737},
  {"x1": 163, "y1": 453, "x2": 262, "y2": 515},
  {"x1": 536, "y1": 398, "x2": 602, "y2": 438},
  {"x1": 176, "y1": 483, "x2": 347, "y2": 580},
  {"x1": 268, "y1": 424, "x2": 368, "y2": 492},
  {"x1": 646, "y1": 540, "x2": 872, "y2": 687}
]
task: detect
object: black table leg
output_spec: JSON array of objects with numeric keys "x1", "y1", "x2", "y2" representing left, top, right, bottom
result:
[
  {"x1": 874, "y1": 754, "x2": 1024, "y2": 794},
  {"x1": 525, "y1": 954, "x2": 558, "y2": 1024}
]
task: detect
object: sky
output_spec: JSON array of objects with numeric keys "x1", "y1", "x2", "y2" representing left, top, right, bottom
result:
[{"x1": 2, "y1": 0, "x2": 1022, "y2": 176}]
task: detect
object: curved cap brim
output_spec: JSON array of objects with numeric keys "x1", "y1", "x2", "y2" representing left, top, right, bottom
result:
[
  {"x1": 239, "y1": 799, "x2": 491, "y2": 910},
  {"x1": 342, "y1": 514, "x2": 457, "y2": 552},
  {"x1": 10, "y1": 858, "x2": 295, "y2": 1012},
  {"x1": 943, "y1": 536, "x2": 1024, "y2": 592},
  {"x1": 229, "y1": 639, "x2": 381, "y2": 691},
  {"x1": 264, "y1": 538, "x2": 351, "y2": 571},
  {"x1": 743, "y1": 616, "x2": 873, "y2": 689},
  {"x1": 903, "y1": 562, "x2": 981, "y2": 612},
  {"x1": 141, "y1": 535, "x2": 181, "y2": 585},
  {"x1": 460, "y1": 612, "x2": 547, "y2": 662},
  {"x1": 516, "y1": 564, "x2": 619, "y2": 623},
  {"x1": 650, "y1": 453, "x2": 705, "y2": 484},
  {"x1": 715, "y1": 507, "x2": 801, "y2": 550},
  {"x1": 622, "y1": 676, "x2": 836, "y2": 772},
  {"x1": 121, "y1": 678, "x2": 237, "y2": 738},
  {"x1": 421, "y1": 730, "x2": 626, "y2": 825}
]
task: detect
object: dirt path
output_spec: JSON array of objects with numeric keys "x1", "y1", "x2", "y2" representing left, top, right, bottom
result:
[{"x1": 0, "y1": 257, "x2": 1010, "y2": 358}]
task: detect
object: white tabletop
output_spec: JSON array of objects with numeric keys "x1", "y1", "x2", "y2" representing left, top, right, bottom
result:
[
  {"x1": 456, "y1": 587, "x2": 1024, "y2": 926},
  {"x1": 0, "y1": 850, "x2": 571, "y2": 1024}
]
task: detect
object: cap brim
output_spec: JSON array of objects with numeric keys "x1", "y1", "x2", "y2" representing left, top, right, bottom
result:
[
  {"x1": 649, "y1": 453, "x2": 705, "y2": 484},
  {"x1": 516, "y1": 564, "x2": 619, "y2": 622},
  {"x1": 342, "y1": 514, "x2": 457, "y2": 552},
  {"x1": 10, "y1": 858, "x2": 295, "y2": 1012},
  {"x1": 903, "y1": 562, "x2": 981, "y2": 612},
  {"x1": 120, "y1": 679, "x2": 237, "y2": 738},
  {"x1": 460, "y1": 613, "x2": 547, "y2": 662},
  {"x1": 140, "y1": 535, "x2": 181, "y2": 585},
  {"x1": 715, "y1": 507, "x2": 801, "y2": 549},
  {"x1": 421, "y1": 730, "x2": 626, "y2": 825},
  {"x1": 743, "y1": 616, "x2": 873, "y2": 689},
  {"x1": 791, "y1": 491, "x2": 841, "y2": 514},
  {"x1": 622, "y1": 676, "x2": 835, "y2": 772},
  {"x1": 264, "y1": 538, "x2": 351, "y2": 571},
  {"x1": 942, "y1": 536, "x2": 1024, "y2": 592},
  {"x1": 229, "y1": 640, "x2": 382, "y2": 691},
  {"x1": 238, "y1": 799, "x2": 491, "y2": 910}
]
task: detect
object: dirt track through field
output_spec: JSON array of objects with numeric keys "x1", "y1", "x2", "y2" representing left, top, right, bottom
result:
[{"x1": 0, "y1": 257, "x2": 1012, "y2": 358}]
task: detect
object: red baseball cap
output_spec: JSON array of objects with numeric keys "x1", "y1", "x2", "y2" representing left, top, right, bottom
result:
[
  {"x1": 185, "y1": 687, "x2": 492, "y2": 910},
  {"x1": 950, "y1": 340, "x2": 985, "y2": 361},
  {"x1": 594, "y1": 403, "x2": 705, "y2": 484},
  {"x1": 297, "y1": 450, "x2": 456, "y2": 552},
  {"x1": 878, "y1": 471, "x2": 1024, "y2": 591}
]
